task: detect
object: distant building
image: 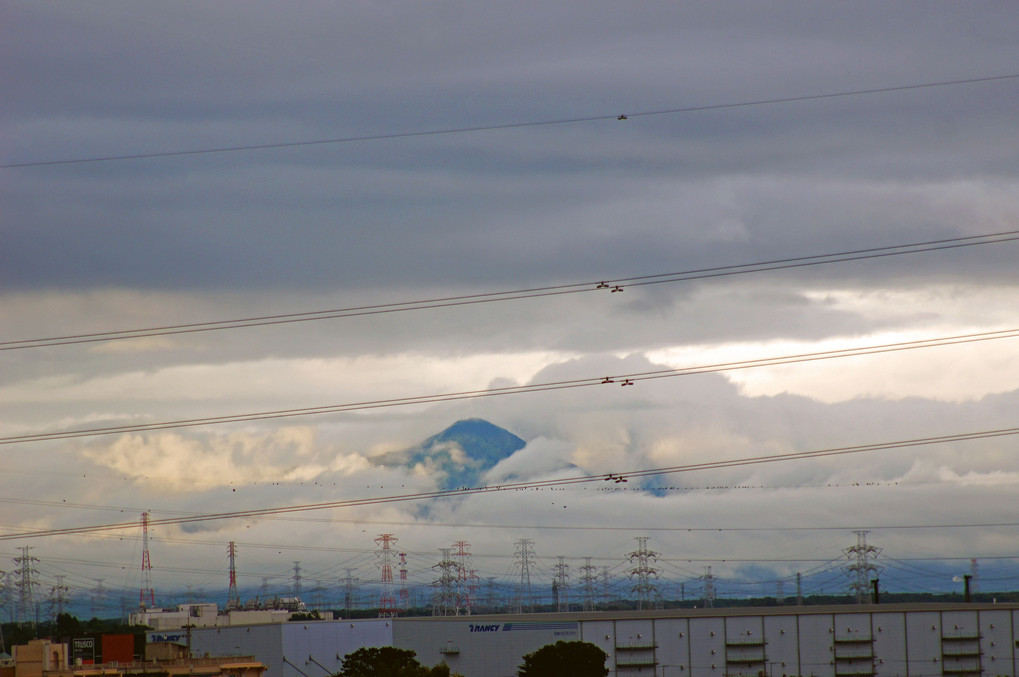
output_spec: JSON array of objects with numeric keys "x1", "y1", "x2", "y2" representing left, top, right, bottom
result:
[
  {"x1": 130, "y1": 602, "x2": 295, "y2": 631},
  {"x1": 10, "y1": 639, "x2": 265, "y2": 677}
]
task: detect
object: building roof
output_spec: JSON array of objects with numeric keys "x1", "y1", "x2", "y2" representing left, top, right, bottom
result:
[{"x1": 394, "y1": 601, "x2": 1019, "y2": 623}]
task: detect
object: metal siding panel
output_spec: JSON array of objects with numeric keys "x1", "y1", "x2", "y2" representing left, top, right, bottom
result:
[
  {"x1": 905, "y1": 611, "x2": 942, "y2": 677},
  {"x1": 395, "y1": 618, "x2": 568, "y2": 677},
  {"x1": 764, "y1": 615, "x2": 799, "y2": 677},
  {"x1": 582, "y1": 619, "x2": 617, "y2": 666},
  {"x1": 872, "y1": 612, "x2": 906, "y2": 677},
  {"x1": 979, "y1": 609, "x2": 1013, "y2": 677},
  {"x1": 942, "y1": 610, "x2": 979, "y2": 636},
  {"x1": 613, "y1": 619, "x2": 657, "y2": 674},
  {"x1": 191, "y1": 625, "x2": 283, "y2": 677},
  {"x1": 293, "y1": 620, "x2": 393, "y2": 675},
  {"x1": 654, "y1": 618, "x2": 690, "y2": 677},
  {"x1": 689, "y1": 617, "x2": 727, "y2": 677},
  {"x1": 834, "y1": 613, "x2": 871, "y2": 638},
  {"x1": 724, "y1": 615, "x2": 766, "y2": 677},
  {"x1": 798, "y1": 614, "x2": 835, "y2": 677}
]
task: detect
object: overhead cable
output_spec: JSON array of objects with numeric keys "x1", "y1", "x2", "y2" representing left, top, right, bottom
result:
[
  {"x1": 1, "y1": 424, "x2": 1016, "y2": 541},
  {"x1": 3, "y1": 229, "x2": 1017, "y2": 351},
  {"x1": 2, "y1": 328, "x2": 1016, "y2": 446},
  {"x1": 3, "y1": 74, "x2": 1017, "y2": 169}
]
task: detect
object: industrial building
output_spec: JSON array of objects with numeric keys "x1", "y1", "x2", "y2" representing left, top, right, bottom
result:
[
  {"x1": 181, "y1": 602, "x2": 1019, "y2": 677},
  {"x1": 5, "y1": 638, "x2": 266, "y2": 677}
]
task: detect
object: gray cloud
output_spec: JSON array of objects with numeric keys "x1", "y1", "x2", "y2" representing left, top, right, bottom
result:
[{"x1": 3, "y1": 1, "x2": 1018, "y2": 602}]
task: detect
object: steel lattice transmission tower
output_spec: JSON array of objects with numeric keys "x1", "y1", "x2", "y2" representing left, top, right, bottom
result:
[
  {"x1": 579, "y1": 557, "x2": 599, "y2": 611},
  {"x1": 14, "y1": 547, "x2": 39, "y2": 627},
  {"x1": 843, "y1": 530, "x2": 883, "y2": 604},
  {"x1": 227, "y1": 542, "x2": 240, "y2": 609},
  {"x1": 49, "y1": 575, "x2": 69, "y2": 621},
  {"x1": 340, "y1": 569, "x2": 359, "y2": 617},
  {"x1": 513, "y1": 539, "x2": 536, "y2": 614},
  {"x1": 552, "y1": 556, "x2": 570, "y2": 612},
  {"x1": 627, "y1": 537, "x2": 659, "y2": 610},
  {"x1": 291, "y1": 561, "x2": 302, "y2": 597},
  {"x1": 91, "y1": 580, "x2": 105, "y2": 617},
  {"x1": 431, "y1": 548, "x2": 459, "y2": 616},
  {"x1": 139, "y1": 512, "x2": 155, "y2": 609},
  {"x1": 702, "y1": 566, "x2": 716, "y2": 608},
  {"x1": 451, "y1": 541, "x2": 477, "y2": 615},
  {"x1": 375, "y1": 534, "x2": 399, "y2": 618},
  {"x1": 2, "y1": 571, "x2": 15, "y2": 625},
  {"x1": 398, "y1": 553, "x2": 409, "y2": 611}
]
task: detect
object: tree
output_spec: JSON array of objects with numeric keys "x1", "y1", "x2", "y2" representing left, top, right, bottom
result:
[
  {"x1": 335, "y1": 646, "x2": 459, "y2": 677},
  {"x1": 55, "y1": 613, "x2": 82, "y2": 637},
  {"x1": 518, "y1": 641, "x2": 609, "y2": 677}
]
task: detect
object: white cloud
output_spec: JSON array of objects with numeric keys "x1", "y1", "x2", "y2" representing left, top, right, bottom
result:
[
  {"x1": 4, "y1": 2, "x2": 1019, "y2": 600},
  {"x1": 81, "y1": 428, "x2": 349, "y2": 492}
]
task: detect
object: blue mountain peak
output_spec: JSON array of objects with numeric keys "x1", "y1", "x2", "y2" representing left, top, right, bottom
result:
[{"x1": 372, "y1": 419, "x2": 526, "y2": 488}]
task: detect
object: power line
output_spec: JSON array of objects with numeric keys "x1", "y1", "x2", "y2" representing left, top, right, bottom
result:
[
  {"x1": 3, "y1": 229, "x2": 1017, "y2": 351},
  {"x1": 6, "y1": 488, "x2": 1019, "y2": 533},
  {"x1": 1, "y1": 424, "x2": 1016, "y2": 541},
  {"x1": 4, "y1": 74, "x2": 1017, "y2": 169},
  {"x1": 3, "y1": 327, "x2": 1016, "y2": 445}
]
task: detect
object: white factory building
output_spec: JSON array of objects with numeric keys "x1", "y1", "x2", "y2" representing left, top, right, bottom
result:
[{"x1": 177, "y1": 603, "x2": 1019, "y2": 677}]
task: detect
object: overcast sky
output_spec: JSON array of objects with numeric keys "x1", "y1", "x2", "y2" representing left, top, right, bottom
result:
[{"x1": 2, "y1": 2, "x2": 1019, "y2": 614}]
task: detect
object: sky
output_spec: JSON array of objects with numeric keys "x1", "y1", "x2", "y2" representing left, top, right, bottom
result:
[{"x1": 2, "y1": 1, "x2": 1019, "y2": 616}]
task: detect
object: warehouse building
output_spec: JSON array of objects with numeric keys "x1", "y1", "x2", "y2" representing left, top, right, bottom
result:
[{"x1": 185, "y1": 603, "x2": 1019, "y2": 677}]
